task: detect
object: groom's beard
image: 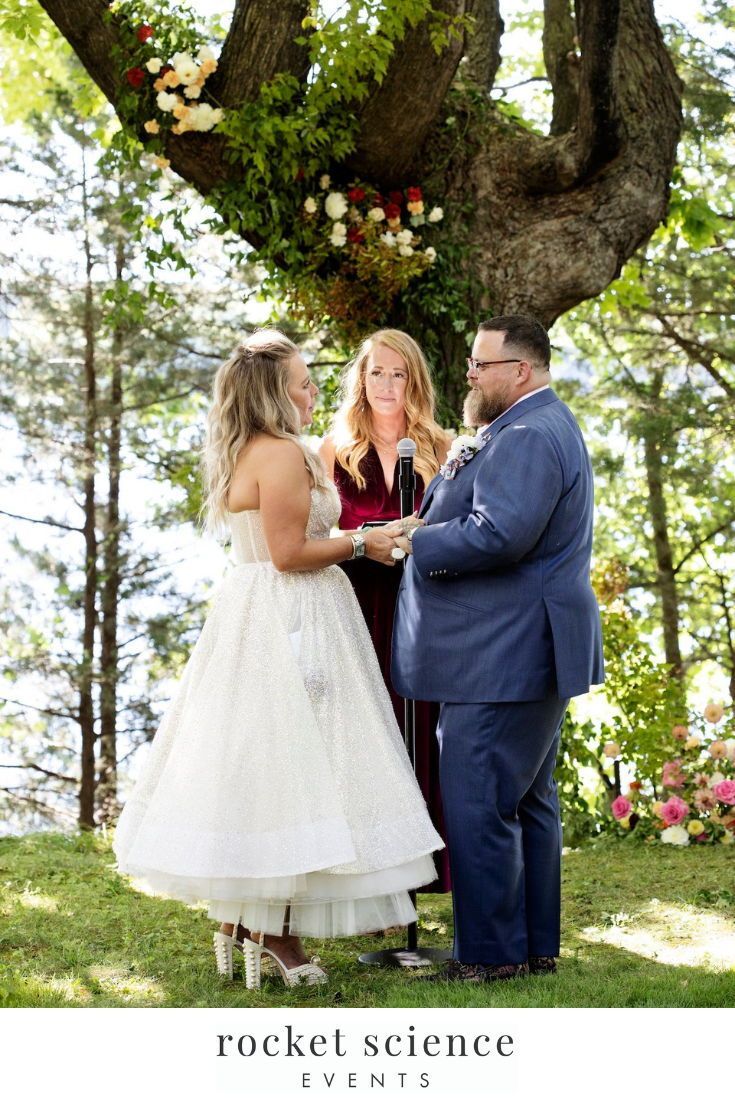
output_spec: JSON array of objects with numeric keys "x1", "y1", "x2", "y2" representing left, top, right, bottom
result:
[{"x1": 463, "y1": 385, "x2": 512, "y2": 428}]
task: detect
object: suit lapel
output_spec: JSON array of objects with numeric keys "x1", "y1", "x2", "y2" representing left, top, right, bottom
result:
[
  {"x1": 420, "y1": 390, "x2": 559, "y2": 517},
  {"x1": 419, "y1": 473, "x2": 442, "y2": 517}
]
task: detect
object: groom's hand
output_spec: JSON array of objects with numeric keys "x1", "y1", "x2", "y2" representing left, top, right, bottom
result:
[{"x1": 393, "y1": 536, "x2": 412, "y2": 555}]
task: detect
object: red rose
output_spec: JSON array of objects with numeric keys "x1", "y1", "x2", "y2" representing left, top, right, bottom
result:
[
  {"x1": 372, "y1": 192, "x2": 385, "y2": 207},
  {"x1": 295, "y1": 166, "x2": 305, "y2": 181},
  {"x1": 347, "y1": 226, "x2": 364, "y2": 244},
  {"x1": 136, "y1": 24, "x2": 154, "y2": 43},
  {"x1": 384, "y1": 202, "x2": 401, "y2": 221},
  {"x1": 406, "y1": 186, "x2": 423, "y2": 201},
  {"x1": 389, "y1": 190, "x2": 404, "y2": 206},
  {"x1": 126, "y1": 67, "x2": 146, "y2": 89},
  {"x1": 347, "y1": 187, "x2": 365, "y2": 203},
  {"x1": 628, "y1": 780, "x2": 642, "y2": 791}
]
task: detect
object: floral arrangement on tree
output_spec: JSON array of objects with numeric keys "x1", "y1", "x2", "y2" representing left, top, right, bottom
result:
[
  {"x1": 603, "y1": 701, "x2": 735, "y2": 845},
  {"x1": 290, "y1": 176, "x2": 445, "y2": 337},
  {"x1": 112, "y1": 9, "x2": 223, "y2": 170},
  {"x1": 110, "y1": 3, "x2": 450, "y2": 339}
]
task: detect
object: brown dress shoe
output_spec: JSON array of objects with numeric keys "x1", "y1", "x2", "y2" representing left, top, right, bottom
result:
[
  {"x1": 528, "y1": 955, "x2": 557, "y2": 974},
  {"x1": 422, "y1": 960, "x2": 529, "y2": 984}
]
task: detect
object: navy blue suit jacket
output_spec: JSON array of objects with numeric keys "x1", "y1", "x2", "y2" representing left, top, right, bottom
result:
[{"x1": 391, "y1": 388, "x2": 604, "y2": 703}]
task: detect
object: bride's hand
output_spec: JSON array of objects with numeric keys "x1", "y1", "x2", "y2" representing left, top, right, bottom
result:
[{"x1": 363, "y1": 527, "x2": 401, "y2": 566}]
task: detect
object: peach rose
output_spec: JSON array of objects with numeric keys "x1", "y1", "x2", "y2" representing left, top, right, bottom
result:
[
  {"x1": 704, "y1": 702, "x2": 724, "y2": 724},
  {"x1": 671, "y1": 724, "x2": 689, "y2": 741},
  {"x1": 709, "y1": 741, "x2": 727, "y2": 760},
  {"x1": 604, "y1": 741, "x2": 621, "y2": 759}
]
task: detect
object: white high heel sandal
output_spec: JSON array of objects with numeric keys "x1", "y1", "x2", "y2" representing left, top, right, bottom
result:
[
  {"x1": 241, "y1": 932, "x2": 327, "y2": 990},
  {"x1": 213, "y1": 930, "x2": 243, "y2": 980}
]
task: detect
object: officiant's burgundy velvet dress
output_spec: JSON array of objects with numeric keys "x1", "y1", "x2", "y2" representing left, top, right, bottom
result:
[{"x1": 334, "y1": 445, "x2": 451, "y2": 892}]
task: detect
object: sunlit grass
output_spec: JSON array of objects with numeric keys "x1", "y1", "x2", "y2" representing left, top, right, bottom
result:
[{"x1": 0, "y1": 832, "x2": 733, "y2": 1007}]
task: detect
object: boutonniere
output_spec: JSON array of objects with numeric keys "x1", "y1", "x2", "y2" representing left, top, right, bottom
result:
[{"x1": 439, "y1": 431, "x2": 489, "y2": 480}]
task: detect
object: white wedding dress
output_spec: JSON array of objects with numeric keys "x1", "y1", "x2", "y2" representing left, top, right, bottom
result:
[{"x1": 114, "y1": 482, "x2": 443, "y2": 936}]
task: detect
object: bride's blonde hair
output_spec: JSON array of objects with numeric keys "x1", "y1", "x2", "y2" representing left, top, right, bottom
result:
[
  {"x1": 332, "y1": 329, "x2": 446, "y2": 491},
  {"x1": 202, "y1": 329, "x2": 326, "y2": 535}
]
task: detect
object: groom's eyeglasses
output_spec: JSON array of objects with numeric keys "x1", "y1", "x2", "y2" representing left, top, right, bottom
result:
[{"x1": 466, "y1": 357, "x2": 522, "y2": 374}]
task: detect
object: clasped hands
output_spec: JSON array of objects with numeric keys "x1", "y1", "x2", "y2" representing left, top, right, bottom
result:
[
  {"x1": 383, "y1": 515, "x2": 424, "y2": 561},
  {"x1": 359, "y1": 515, "x2": 424, "y2": 566}
]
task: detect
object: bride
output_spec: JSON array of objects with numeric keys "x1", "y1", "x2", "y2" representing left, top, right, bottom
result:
[{"x1": 113, "y1": 329, "x2": 443, "y2": 989}]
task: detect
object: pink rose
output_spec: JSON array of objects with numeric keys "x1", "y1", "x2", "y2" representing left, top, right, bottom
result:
[
  {"x1": 662, "y1": 759, "x2": 686, "y2": 788},
  {"x1": 712, "y1": 780, "x2": 735, "y2": 805},
  {"x1": 661, "y1": 795, "x2": 689, "y2": 826},
  {"x1": 611, "y1": 795, "x2": 632, "y2": 820}
]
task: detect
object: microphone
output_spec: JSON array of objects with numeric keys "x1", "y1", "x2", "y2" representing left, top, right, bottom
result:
[{"x1": 397, "y1": 437, "x2": 416, "y2": 521}]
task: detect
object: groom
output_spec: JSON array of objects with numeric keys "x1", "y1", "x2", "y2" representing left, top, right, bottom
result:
[{"x1": 392, "y1": 315, "x2": 603, "y2": 982}]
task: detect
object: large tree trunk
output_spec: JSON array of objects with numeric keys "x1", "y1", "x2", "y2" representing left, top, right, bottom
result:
[
  {"x1": 78, "y1": 148, "x2": 98, "y2": 829},
  {"x1": 97, "y1": 228, "x2": 125, "y2": 824},
  {"x1": 641, "y1": 370, "x2": 683, "y2": 679},
  {"x1": 38, "y1": 0, "x2": 683, "y2": 377}
]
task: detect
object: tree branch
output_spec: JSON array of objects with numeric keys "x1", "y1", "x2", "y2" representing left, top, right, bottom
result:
[
  {"x1": 464, "y1": 0, "x2": 503, "y2": 90},
  {"x1": 543, "y1": 0, "x2": 579, "y2": 135},
  {"x1": 212, "y1": 0, "x2": 310, "y2": 108},
  {"x1": 653, "y1": 314, "x2": 735, "y2": 396},
  {"x1": 0, "y1": 696, "x2": 78, "y2": 722},
  {"x1": 0, "y1": 509, "x2": 83, "y2": 532},
  {"x1": 347, "y1": 0, "x2": 469, "y2": 183},
  {"x1": 674, "y1": 518, "x2": 735, "y2": 575},
  {"x1": 0, "y1": 762, "x2": 78, "y2": 784}
]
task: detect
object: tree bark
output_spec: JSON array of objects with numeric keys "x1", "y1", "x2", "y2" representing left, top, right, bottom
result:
[
  {"x1": 78, "y1": 147, "x2": 98, "y2": 829},
  {"x1": 97, "y1": 222, "x2": 124, "y2": 825},
  {"x1": 37, "y1": 0, "x2": 683, "y2": 371},
  {"x1": 641, "y1": 371, "x2": 683, "y2": 679}
]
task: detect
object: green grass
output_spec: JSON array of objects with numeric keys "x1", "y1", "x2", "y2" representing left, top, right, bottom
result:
[{"x1": 1, "y1": 831, "x2": 733, "y2": 1007}]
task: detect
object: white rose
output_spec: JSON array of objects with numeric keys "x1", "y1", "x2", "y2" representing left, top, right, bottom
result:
[
  {"x1": 367, "y1": 207, "x2": 386, "y2": 222},
  {"x1": 724, "y1": 739, "x2": 735, "y2": 763},
  {"x1": 427, "y1": 206, "x2": 444, "y2": 223},
  {"x1": 197, "y1": 45, "x2": 216, "y2": 64},
  {"x1": 325, "y1": 191, "x2": 348, "y2": 220},
  {"x1": 396, "y1": 229, "x2": 413, "y2": 246},
  {"x1": 303, "y1": 196, "x2": 317, "y2": 214},
  {"x1": 447, "y1": 433, "x2": 477, "y2": 461},
  {"x1": 398, "y1": 244, "x2": 414, "y2": 257},
  {"x1": 145, "y1": 57, "x2": 163, "y2": 74},
  {"x1": 710, "y1": 770, "x2": 726, "y2": 786},
  {"x1": 661, "y1": 825, "x2": 690, "y2": 846},
  {"x1": 425, "y1": 246, "x2": 437, "y2": 262},
  {"x1": 186, "y1": 84, "x2": 202, "y2": 98},
  {"x1": 380, "y1": 231, "x2": 396, "y2": 247},
  {"x1": 156, "y1": 91, "x2": 180, "y2": 112},
  {"x1": 172, "y1": 52, "x2": 200, "y2": 85},
  {"x1": 330, "y1": 222, "x2": 347, "y2": 247},
  {"x1": 319, "y1": 173, "x2": 331, "y2": 190},
  {"x1": 188, "y1": 103, "x2": 223, "y2": 131}
]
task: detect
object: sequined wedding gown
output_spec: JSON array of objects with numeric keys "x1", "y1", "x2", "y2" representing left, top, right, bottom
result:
[{"x1": 114, "y1": 483, "x2": 442, "y2": 936}]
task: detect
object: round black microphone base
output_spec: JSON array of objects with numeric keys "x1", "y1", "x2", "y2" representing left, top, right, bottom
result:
[{"x1": 358, "y1": 947, "x2": 452, "y2": 969}]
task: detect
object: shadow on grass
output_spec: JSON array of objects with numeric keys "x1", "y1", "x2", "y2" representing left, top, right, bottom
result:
[{"x1": 1, "y1": 833, "x2": 733, "y2": 1008}]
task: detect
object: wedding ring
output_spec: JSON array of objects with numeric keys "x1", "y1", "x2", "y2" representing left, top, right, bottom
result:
[{"x1": 391, "y1": 547, "x2": 406, "y2": 561}]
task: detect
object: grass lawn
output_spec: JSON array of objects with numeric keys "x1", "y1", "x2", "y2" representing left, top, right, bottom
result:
[{"x1": 0, "y1": 831, "x2": 733, "y2": 1008}]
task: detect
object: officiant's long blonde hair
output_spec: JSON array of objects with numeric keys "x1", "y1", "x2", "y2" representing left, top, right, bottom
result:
[
  {"x1": 202, "y1": 329, "x2": 326, "y2": 535},
  {"x1": 331, "y1": 329, "x2": 447, "y2": 491}
]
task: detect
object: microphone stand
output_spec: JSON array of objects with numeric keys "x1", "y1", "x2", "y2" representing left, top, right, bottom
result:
[{"x1": 359, "y1": 438, "x2": 452, "y2": 969}]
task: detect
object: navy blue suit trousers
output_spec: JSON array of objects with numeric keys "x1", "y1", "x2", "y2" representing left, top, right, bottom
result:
[{"x1": 437, "y1": 696, "x2": 569, "y2": 964}]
